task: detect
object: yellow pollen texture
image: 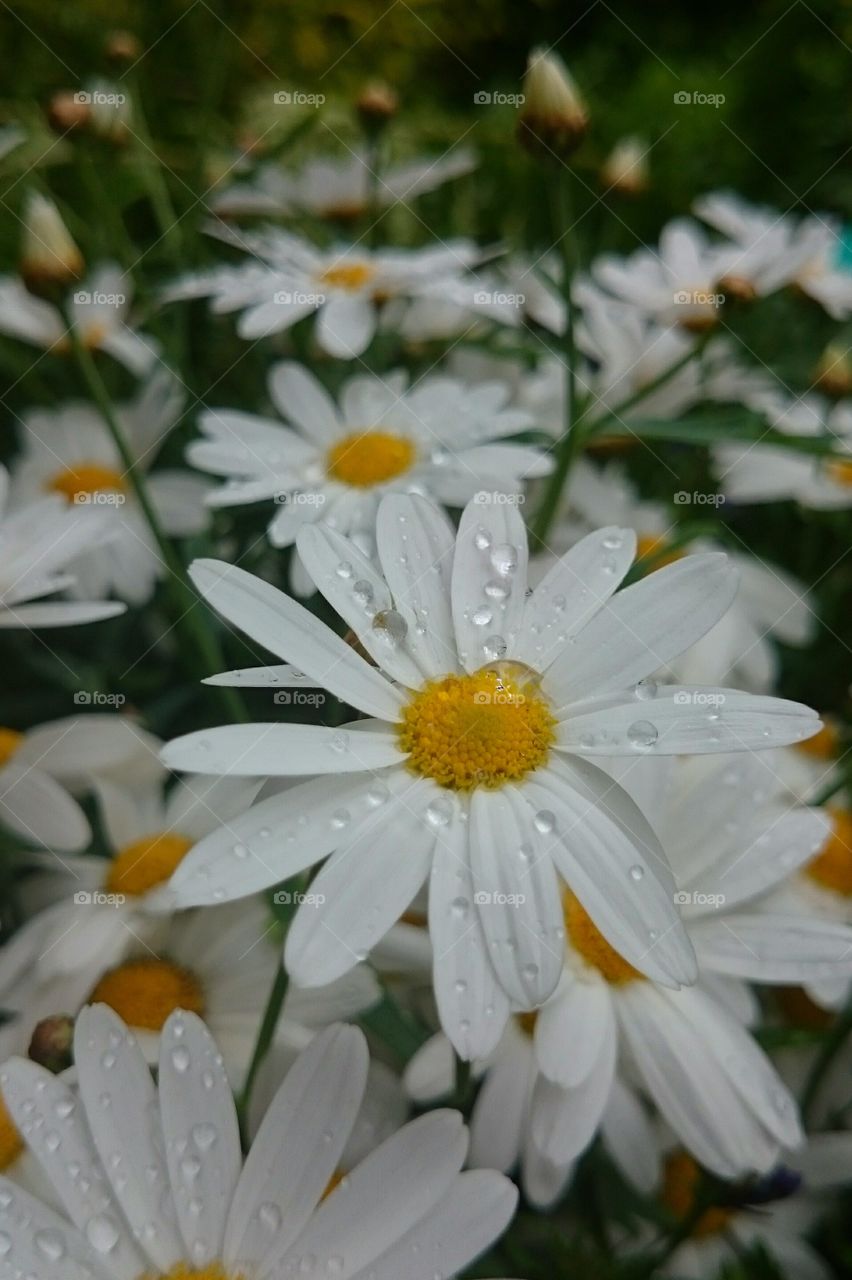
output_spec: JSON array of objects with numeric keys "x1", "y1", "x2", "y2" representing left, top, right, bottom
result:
[
  {"x1": 636, "y1": 533, "x2": 684, "y2": 570},
  {"x1": 564, "y1": 891, "x2": 641, "y2": 985},
  {"x1": 805, "y1": 808, "x2": 852, "y2": 897},
  {"x1": 319, "y1": 261, "x2": 375, "y2": 291},
  {"x1": 0, "y1": 1095, "x2": 23, "y2": 1171},
  {"x1": 89, "y1": 958, "x2": 205, "y2": 1031},
  {"x1": 399, "y1": 667, "x2": 556, "y2": 790},
  {"x1": 326, "y1": 430, "x2": 416, "y2": 488},
  {"x1": 104, "y1": 832, "x2": 194, "y2": 897},
  {"x1": 47, "y1": 462, "x2": 125, "y2": 503},
  {"x1": 139, "y1": 1264, "x2": 245, "y2": 1280},
  {"x1": 0, "y1": 727, "x2": 23, "y2": 768},
  {"x1": 827, "y1": 457, "x2": 852, "y2": 487},
  {"x1": 661, "y1": 1151, "x2": 733, "y2": 1238}
]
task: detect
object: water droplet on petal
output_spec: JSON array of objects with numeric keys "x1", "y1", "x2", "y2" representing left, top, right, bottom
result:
[
  {"x1": 533, "y1": 810, "x2": 556, "y2": 835},
  {"x1": 170, "y1": 1046, "x2": 191, "y2": 1073},
  {"x1": 627, "y1": 720, "x2": 658, "y2": 751},
  {"x1": 490, "y1": 543, "x2": 518, "y2": 576},
  {"x1": 629, "y1": 864, "x2": 645, "y2": 882},
  {"x1": 372, "y1": 609, "x2": 408, "y2": 647},
  {"x1": 86, "y1": 1215, "x2": 120, "y2": 1254}
]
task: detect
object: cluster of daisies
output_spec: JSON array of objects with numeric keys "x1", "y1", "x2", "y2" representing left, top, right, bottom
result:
[{"x1": 1, "y1": 46, "x2": 851, "y2": 1280}]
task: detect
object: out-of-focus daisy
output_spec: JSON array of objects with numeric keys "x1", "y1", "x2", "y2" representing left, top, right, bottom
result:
[
  {"x1": 696, "y1": 191, "x2": 852, "y2": 320},
  {"x1": 0, "y1": 773, "x2": 260, "y2": 999},
  {"x1": 0, "y1": 1008, "x2": 518, "y2": 1280},
  {"x1": 547, "y1": 459, "x2": 816, "y2": 690},
  {"x1": 190, "y1": 361, "x2": 547, "y2": 583},
  {"x1": 0, "y1": 713, "x2": 161, "y2": 853},
  {"x1": 164, "y1": 226, "x2": 504, "y2": 356},
  {"x1": 715, "y1": 392, "x2": 852, "y2": 509},
  {"x1": 10, "y1": 371, "x2": 210, "y2": 604},
  {"x1": 211, "y1": 146, "x2": 476, "y2": 219},
  {"x1": 0, "y1": 464, "x2": 125, "y2": 629},
  {"x1": 19, "y1": 192, "x2": 83, "y2": 289},
  {"x1": 0, "y1": 262, "x2": 158, "y2": 374},
  {"x1": 164, "y1": 493, "x2": 818, "y2": 1056}
]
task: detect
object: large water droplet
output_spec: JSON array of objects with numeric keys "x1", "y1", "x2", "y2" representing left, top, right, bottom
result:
[
  {"x1": 483, "y1": 634, "x2": 507, "y2": 660},
  {"x1": 471, "y1": 606, "x2": 492, "y2": 627},
  {"x1": 170, "y1": 1046, "x2": 191, "y2": 1073},
  {"x1": 627, "y1": 720, "x2": 658, "y2": 750},
  {"x1": 86, "y1": 1215, "x2": 120, "y2": 1254},
  {"x1": 629, "y1": 864, "x2": 645, "y2": 882},
  {"x1": 426, "y1": 797, "x2": 454, "y2": 828},
  {"x1": 490, "y1": 543, "x2": 518, "y2": 576},
  {"x1": 192, "y1": 1123, "x2": 217, "y2": 1152},
  {"x1": 533, "y1": 810, "x2": 556, "y2": 835},
  {"x1": 633, "y1": 679, "x2": 657, "y2": 701},
  {"x1": 371, "y1": 609, "x2": 408, "y2": 647}
]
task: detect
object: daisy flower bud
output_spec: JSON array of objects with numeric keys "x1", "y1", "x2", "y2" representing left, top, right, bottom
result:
[
  {"x1": 518, "y1": 47, "x2": 589, "y2": 160},
  {"x1": 20, "y1": 191, "x2": 84, "y2": 289},
  {"x1": 47, "y1": 89, "x2": 90, "y2": 133},
  {"x1": 357, "y1": 80, "x2": 399, "y2": 131},
  {"x1": 28, "y1": 1014, "x2": 74, "y2": 1073},
  {"x1": 601, "y1": 135, "x2": 649, "y2": 196}
]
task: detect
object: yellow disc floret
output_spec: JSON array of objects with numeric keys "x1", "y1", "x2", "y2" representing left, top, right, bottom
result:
[
  {"x1": 104, "y1": 832, "x2": 193, "y2": 897},
  {"x1": 399, "y1": 665, "x2": 556, "y2": 791},
  {"x1": 319, "y1": 261, "x2": 375, "y2": 291},
  {"x1": 326, "y1": 430, "x2": 416, "y2": 488},
  {"x1": 636, "y1": 533, "x2": 683, "y2": 570},
  {"x1": 661, "y1": 1151, "x2": 733, "y2": 1238},
  {"x1": 0, "y1": 728, "x2": 23, "y2": 768},
  {"x1": 0, "y1": 1095, "x2": 23, "y2": 1172},
  {"x1": 89, "y1": 958, "x2": 205, "y2": 1030},
  {"x1": 564, "y1": 891, "x2": 642, "y2": 985},
  {"x1": 47, "y1": 462, "x2": 125, "y2": 503},
  {"x1": 140, "y1": 1265, "x2": 246, "y2": 1280},
  {"x1": 827, "y1": 457, "x2": 852, "y2": 487},
  {"x1": 805, "y1": 808, "x2": 852, "y2": 897},
  {"x1": 795, "y1": 718, "x2": 840, "y2": 761}
]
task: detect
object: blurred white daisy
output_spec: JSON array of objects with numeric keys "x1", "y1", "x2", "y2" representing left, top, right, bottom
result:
[
  {"x1": 164, "y1": 227, "x2": 502, "y2": 356},
  {"x1": 0, "y1": 464, "x2": 125, "y2": 629},
  {"x1": 189, "y1": 360, "x2": 547, "y2": 587},
  {"x1": 163, "y1": 494, "x2": 818, "y2": 1056},
  {"x1": 10, "y1": 371, "x2": 210, "y2": 604},
  {"x1": 0, "y1": 1008, "x2": 518, "y2": 1280},
  {"x1": 545, "y1": 458, "x2": 817, "y2": 690},
  {"x1": 0, "y1": 713, "x2": 162, "y2": 853},
  {"x1": 211, "y1": 147, "x2": 476, "y2": 220},
  {"x1": 0, "y1": 262, "x2": 158, "y2": 374}
]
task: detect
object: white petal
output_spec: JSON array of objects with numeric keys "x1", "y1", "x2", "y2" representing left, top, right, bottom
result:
[
  {"x1": 529, "y1": 1011, "x2": 616, "y2": 1164},
  {"x1": 0, "y1": 1177, "x2": 112, "y2": 1280},
  {"x1": 189, "y1": 558, "x2": 403, "y2": 721},
  {"x1": 600, "y1": 1077, "x2": 660, "y2": 1194},
  {"x1": 0, "y1": 762, "x2": 90, "y2": 851},
  {"x1": 0, "y1": 600, "x2": 125, "y2": 627},
  {"x1": 452, "y1": 498, "x2": 528, "y2": 672},
  {"x1": 535, "y1": 972, "x2": 613, "y2": 1087},
  {"x1": 469, "y1": 1035, "x2": 533, "y2": 1171},
  {"x1": 225, "y1": 1025, "x2": 368, "y2": 1271},
  {"x1": 162, "y1": 722, "x2": 404, "y2": 776},
  {"x1": 689, "y1": 913, "x2": 852, "y2": 984},
  {"x1": 269, "y1": 361, "x2": 343, "y2": 446},
  {"x1": 470, "y1": 789, "x2": 565, "y2": 1007},
  {"x1": 516, "y1": 527, "x2": 636, "y2": 671},
  {"x1": 285, "y1": 775, "x2": 436, "y2": 985},
  {"x1": 543, "y1": 554, "x2": 739, "y2": 706},
  {"x1": 375, "y1": 494, "x2": 460, "y2": 679},
  {"x1": 317, "y1": 293, "x2": 375, "y2": 358},
  {"x1": 521, "y1": 757, "x2": 696, "y2": 986},
  {"x1": 158, "y1": 1011, "x2": 242, "y2": 1267},
  {"x1": 75, "y1": 1007, "x2": 185, "y2": 1272}
]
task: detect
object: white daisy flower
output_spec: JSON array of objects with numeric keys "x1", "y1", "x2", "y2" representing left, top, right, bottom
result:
[
  {"x1": 715, "y1": 392, "x2": 852, "y2": 509},
  {"x1": 0, "y1": 465, "x2": 125, "y2": 629},
  {"x1": 0, "y1": 773, "x2": 260, "y2": 997},
  {"x1": 545, "y1": 458, "x2": 817, "y2": 690},
  {"x1": 0, "y1": 713, "x2": 162, "y2": 853},
  {"x1": 163, "y1": 493, "x2": 818, "y2": 1057},
  {"x1": 0, "y1": 1008, "x2": 518, "y2": 1280},
  {"x1": 164, "y1": 226, "x2": 497, "y2": 356},
  {"x1": 10, "y1": 371, "x2": 210, "y2": 604},
  {"x1": 0, "y1": 262, "x2": 158, "y2": 375},
  {"x1": 189, "y1": 361, "x2": 548, "y2": 584},
  {"x1": 210, "y1": 147, "x2": 476, "y2": 220},
  {"x1": 696, "y1": 191, "x2": 852, "y2": 319}
]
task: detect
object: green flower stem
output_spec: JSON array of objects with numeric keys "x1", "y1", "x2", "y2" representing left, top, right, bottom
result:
[
  {"x1": 69, "y1": 329, "x2": 247, "y2": 724},
  {"x1": 589, "y1": 332, "x2": 712, "y2": 438},
  {"x1": 237, "y1": 956, "x2": 290, "y2": 1143}
]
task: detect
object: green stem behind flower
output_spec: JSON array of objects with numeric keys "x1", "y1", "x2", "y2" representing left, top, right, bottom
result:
[{"x1": 237, "y1": 956, "x2": 290, "y2": 1145}]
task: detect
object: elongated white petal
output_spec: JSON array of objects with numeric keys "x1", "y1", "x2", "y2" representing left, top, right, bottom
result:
[
  {"x1": 452, "y1": 498, "x2": 528, "y2": 672},
  {"x1": 535, "y1": 972, "x2": 613, "y2": 1087},
  {"x1": 0, "y1": 762, "x2": 90, "y2": 851},
  {"x1": 203, "y1": 663, "x2": 323, "y2": 688},
  {"x1": 469, "y1": 1036, "x2": 534, "y2": 1172},
  {"x1": 162, "y1": 722, "x2": 404, "y2": 777},
  {"x1": 529, "y1": 1011, "x2": 616, "y2": 1164},
  {"x1": 0, "y1": 1178, "x2": 111, "y2": 1280},
  {"x1": 689, "y1": 913, "x2": 852, "y2": 983},
  {"x1": 269, "y1": 361, "x2": 343, "y2": 446},
  {"x1": 189, "y1": 558, "x2": 403, "y2": 721}
]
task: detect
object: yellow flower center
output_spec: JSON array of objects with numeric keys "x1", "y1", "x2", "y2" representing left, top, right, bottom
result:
[
  {"x1": 399, "y1": 665, "x2": 556, "y2": 791},
  {"x1": 139, "y1": 1265, "x2": 245, "y2": 1280},
  {"x1": 47, "y1": 462, "x2": 125, "y2": 503},
  {"x1": 827, "y1": 458, "x2": 852, "y2": 487},
  {"x1": 0, "y1": 727, "x2": 23, "y2": 767},
  {"x1": 795, "y1": 718, "x2": 840, "y2": 760},
  {"x1": 103, "y1": 832, "x2": 194, "y2": 898},
  {"x1": 319, "y1": 261, "x2": 375, "y2": 291},
  {"x1": 89, "y1": 958, "x2": 205, "y2": 1031},
  {"x1": 326, "y1": 430, "x2": 416, "y2": 488},
  {"x1": 660, "y1": 1151, "x2": 733, "y2": 1238},
  {"x1": 564, "y1": 891, "x2": 642, "y2": 985},
  {"x1": 0, "y1": 1095, "x2": 23, "y2": 1172},
  {"x1": 636, "y1": 533, "x2": 683, "y2": 570},
  {"x1": 805, "y1": 808, "x2": 852, "y2": 897}
]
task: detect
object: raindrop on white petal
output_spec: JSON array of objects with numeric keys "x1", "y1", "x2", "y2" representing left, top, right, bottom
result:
[
  {"x1": 634, "y1": 679, "x2": 657, "y2": 701},
  {"x1": 629, "y1": 865, "x2": 645, "y2": 882},
  {"x1": 490, "y1": 544, "x2": 518, "y2": 576},
  {"x1": 192, "y1": 1123, "x2": 217, "y2": 1152},
  {"x1": 471, "y1": 606, "x2": 492, "y2": 627},
  {"x1": 627, "y1": 720, "x2": 658, "y2": 750},
  {"x1": 483, "y1": 635, "x2": 507, "y2": 660},
  {"x1": 86, "y1": 1215, "x2": 120, "y2": 1254},
  {"x1": 170, "y1": 1046, "x2": 191, "y2": 1073},
  {"x1": 533, "y1": 810, "x2": 556, "y2": 835},
  {"x1": 371, "y1": 610, "x2": 408, "y2": 647}
]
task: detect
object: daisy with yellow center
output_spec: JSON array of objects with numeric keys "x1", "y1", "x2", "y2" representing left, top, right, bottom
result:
[
  {"x1": 318, "y1": 260, "x2": 376, "y2": 292},
  {"x1": 326, "y1": 429, "x2": 416, "y2": 488},
  {"x1": 89, "y1": 957, "x2": 205, "y2": 1030},
  {"x1": 46, "y1": 460, "x2": 126, "y2": 503},
  {"x1": 104, "y1": 832, "x2": 194, "y2": 898}
]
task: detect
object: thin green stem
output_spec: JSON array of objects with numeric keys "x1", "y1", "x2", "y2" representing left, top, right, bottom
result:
[
  {"x1": 69, "y1": 330, "x2": 247, "y2": 723},
  {"x1": 237, "y1": 958, "x2": 290, "y2": 1141},
  {"x1": 588, "y1": 334, "x2": 711, "y2": 438}
]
